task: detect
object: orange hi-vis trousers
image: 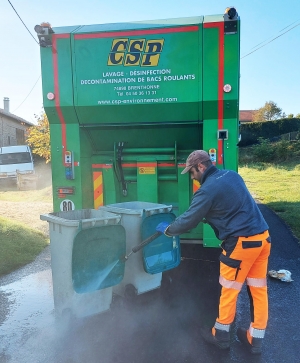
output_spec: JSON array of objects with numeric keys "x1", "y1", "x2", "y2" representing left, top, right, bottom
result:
[{"x1": 213, "y1": 230, "x2": 271, "y2": 343}]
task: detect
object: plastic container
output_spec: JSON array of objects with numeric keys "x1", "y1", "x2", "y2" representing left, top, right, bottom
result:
[
  {"x1": 40, "y1": 209, "x2": 124, "y2": 318},
  {"x1": 141, "y1": 213, "x2": 181, "y2": 274},
  {"x1": 100, "y1": 202, "x2": 180, "y2": 298}
]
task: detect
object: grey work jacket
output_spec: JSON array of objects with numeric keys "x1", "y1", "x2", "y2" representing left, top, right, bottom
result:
[{"x1": 167, "y1": 165, "x2": 268, "y2": 240}]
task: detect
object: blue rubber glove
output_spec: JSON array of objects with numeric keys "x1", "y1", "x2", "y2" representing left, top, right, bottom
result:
[{"x1": 156, "y1": 221, "x2": 171, "y2": 236}]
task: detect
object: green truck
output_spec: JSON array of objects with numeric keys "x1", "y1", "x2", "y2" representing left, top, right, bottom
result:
[{"x1": 36, "y1": 7, "x2": 240, "y2": 248}]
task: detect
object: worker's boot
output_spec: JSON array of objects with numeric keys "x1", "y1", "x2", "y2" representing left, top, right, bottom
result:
[
  {"x1": 200, "y1": 327, "x2": 230, "y2": 350},
  {"x1": 237, "y1": 327, "x2": 262, "y2": 354}
]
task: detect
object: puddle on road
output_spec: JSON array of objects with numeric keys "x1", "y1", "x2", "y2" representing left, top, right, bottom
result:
[{"x1": 0, "y1": 269, "x2": 57, "y2": 361}]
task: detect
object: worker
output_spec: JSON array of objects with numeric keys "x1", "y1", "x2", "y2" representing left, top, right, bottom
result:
[{"x1": 156, "y1": 150, "x2": 271, "y2": 354}]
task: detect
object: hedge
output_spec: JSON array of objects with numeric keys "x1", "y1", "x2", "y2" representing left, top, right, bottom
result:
[{"x1": 239, "y1": 118, "x2": 300, "y2": 147}]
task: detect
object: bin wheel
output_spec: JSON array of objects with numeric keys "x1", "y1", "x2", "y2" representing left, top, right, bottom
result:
[
  {"x1": 111, "y1": 294, "x2": 124, "y2": 309},
  {"x1": 124, "y1": 284, "x2": 137, "y2": 301}
]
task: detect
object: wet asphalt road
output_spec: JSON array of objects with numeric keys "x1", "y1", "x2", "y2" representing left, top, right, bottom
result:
[{"x1": 0, "y1": 204, "x2": 300, "y2": 363}]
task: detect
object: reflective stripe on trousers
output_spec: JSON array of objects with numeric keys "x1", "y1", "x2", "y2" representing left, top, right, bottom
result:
[
  {"x1": 214, "y1": 321, "x2": 230, "y2": 332},
  {"x1": 216, "y1": 230, "x2": 271, "y2": 332},
  {"x1": 245, "y1": 323, "x2": 266, "y2": 344}
]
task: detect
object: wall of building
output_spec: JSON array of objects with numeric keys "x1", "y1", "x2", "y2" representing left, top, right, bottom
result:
[{"x1": 0, "y1": 114, "x2": 28, "y2": 147}]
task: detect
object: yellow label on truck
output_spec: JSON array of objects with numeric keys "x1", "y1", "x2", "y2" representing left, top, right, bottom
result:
[{"x1": 138, "y1": 167, "x2": 156, "y2": 174}]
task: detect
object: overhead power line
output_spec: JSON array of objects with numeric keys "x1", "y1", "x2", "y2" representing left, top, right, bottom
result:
[
  {"x1": 250, "y1": 19, "x2": 300, "y2": 50},
  {"x1": 248, "y1": 19, "x2": 300, "y2": 51},
  {"x1": 7, "y1": 0, "x2": 39, "y2": 45},
  {"x1": 13, "y1": 75, "x2": 41, "y2": 113},
  {"x1": 241, "y1": 21, "x2": 300, "y2": 59},
  {"x1": 279, "y1": 19, "x2": 300, "y2": 32}
]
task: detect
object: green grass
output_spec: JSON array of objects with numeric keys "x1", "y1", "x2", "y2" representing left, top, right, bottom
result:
[
  {"x1": 0, "y1": 216, "x2": 49, "y2": 276},
  {"x1": 239, "y1": 161, "x2": 300, "y2": 240},
  {"x1": 1, "y1": 151, "x2": 299, "y2": 277},
  {"x1": 0, "y1": 185, "x2": 52, "y2": 203}
]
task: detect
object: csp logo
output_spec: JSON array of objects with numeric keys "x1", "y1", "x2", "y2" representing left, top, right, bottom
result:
[{"x1": 108, "y1": 38, "x2": 164, "y2": 67}]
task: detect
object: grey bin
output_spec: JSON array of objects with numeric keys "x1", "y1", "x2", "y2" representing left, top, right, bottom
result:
[
  {"x1": 100, "y1": 202, "x2": 172, "y2": 298},
  {"x1": 40, "y1": 209, "x2": 121, "y2": 318}
]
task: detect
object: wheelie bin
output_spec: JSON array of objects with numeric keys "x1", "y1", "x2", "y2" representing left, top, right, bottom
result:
[
  {"x1": 41, "y1": 209, "x2": 125, "y2": 318},
  {"x1": 100, "y1": 202, "x2": 181, "y2": 299}
]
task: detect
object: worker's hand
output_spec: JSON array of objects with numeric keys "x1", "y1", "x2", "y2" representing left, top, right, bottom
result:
[{"x1": 156, "y1": 221, "x2": 171, "y2": 236}]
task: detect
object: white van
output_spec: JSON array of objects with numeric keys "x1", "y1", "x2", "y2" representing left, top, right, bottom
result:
[{"x1": 0, "y1": 145, "x2": 35, "y2": 180}]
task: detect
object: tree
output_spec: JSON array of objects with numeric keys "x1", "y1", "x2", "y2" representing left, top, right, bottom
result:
[
  {"x1": 252, "y1": 101, "x2": 284, "y2": 122},
  {"x1": 26, "y1": 112, "x2": 51, "y2": 163}
]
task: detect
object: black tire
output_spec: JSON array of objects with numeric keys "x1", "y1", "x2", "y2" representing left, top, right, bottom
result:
[{"x1": 124, "y1": 284, "x2": 137, "y2": 301}]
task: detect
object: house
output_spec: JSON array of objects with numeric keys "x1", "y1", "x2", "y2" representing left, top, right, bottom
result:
[
  {"x1": 239, "y1": 110, "x2": 255, "y2": 124},
  {"x1": 0, "y1": 98, "x2": 33, "y2": 147}
]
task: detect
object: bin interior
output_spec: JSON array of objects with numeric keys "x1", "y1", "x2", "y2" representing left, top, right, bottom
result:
[
  {"x1": 53, "y1": 209, "x2": 103, "y2": 220},
  {"x1": 141, "y1": 213, "x2": 181, "y2": 274},
  {"x1": 72, "y1": 224, "x2": 126, "y2": 293},
  {"x1": 101, "y1": 202, "x2": 172, "y2": 216}
]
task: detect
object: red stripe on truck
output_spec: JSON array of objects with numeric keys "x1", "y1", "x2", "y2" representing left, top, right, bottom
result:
[
  {"x1": 52, "y1": 34, "x2": 70, "y2": 165},
  {"x1": 203, "y1": 22, "x2": 224, "y2": 165},
  {"x1": 74, "y1": 26, "x2": 199, "y2": 39}
]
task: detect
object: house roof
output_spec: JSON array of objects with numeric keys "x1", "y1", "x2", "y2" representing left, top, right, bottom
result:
[
  {"x1": 239, "y1": 110, "x2": 255, "y2": 122},
  {"x1": 0, "y1": 108, "x2": 34, "y2": 126}
]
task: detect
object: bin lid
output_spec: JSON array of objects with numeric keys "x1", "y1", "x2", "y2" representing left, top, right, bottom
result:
[
  {"x1": 72, "y1": 224, "x2": 126, "y2": 293},
  {"x1": 100, "y1": 202, "x2": 172, "y2": 217},
  {"x1": 141, "y1": 213, "x2": 181, "y2": 274},
  {"x1": 40, "y1": 209, "x2": 120, "y2": 227}
]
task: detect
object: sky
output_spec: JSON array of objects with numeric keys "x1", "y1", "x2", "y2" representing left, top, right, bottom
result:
[{"x1": 0, "y1": 0, "x2": 299, "y2": 124}]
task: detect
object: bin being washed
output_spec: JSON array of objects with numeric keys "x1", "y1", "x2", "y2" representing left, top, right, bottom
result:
[
  {"x1": 40, "y1": 209, "x2": 125, "y2": 318},
  {"x1": 100, "y1": 202, "x2": 181, "y2": 298}
]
